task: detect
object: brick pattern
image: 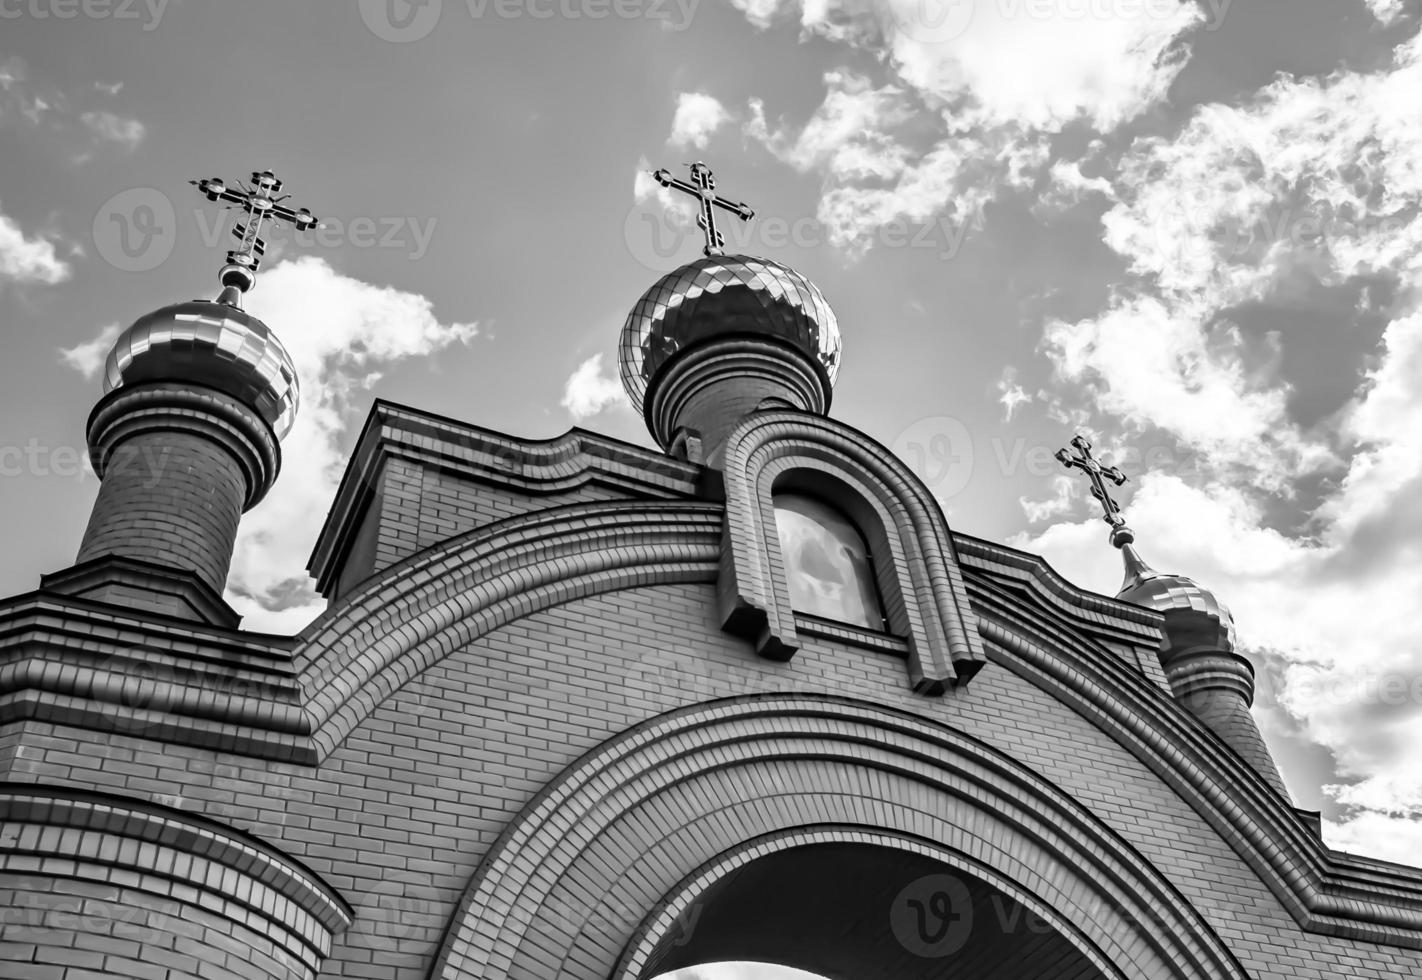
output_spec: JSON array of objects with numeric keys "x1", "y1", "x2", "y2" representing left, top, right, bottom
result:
[
  {"x1": 5, "y1": 584, "x2": 1421, "y2": 978},
  {"x1": 76, "y1": 384, "x2": 280, "y2": 598},
  {"x1": 0, "y1": 786, "x2": 351, "y2": 980},
  {"x1": 435, "y1": 696, "x2": 1246, "y2": 980}
]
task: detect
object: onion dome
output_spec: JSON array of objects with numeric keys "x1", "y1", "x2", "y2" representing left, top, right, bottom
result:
[
  {"x1": 1110, "y1": 525, "x2": 1236, "y2": 652},
  {"x1": 618, "y1": 254, "x2": 842, "y2": 416},
  {"x1": 102, "y1": 300, "x2": 300, "y2": 439}
]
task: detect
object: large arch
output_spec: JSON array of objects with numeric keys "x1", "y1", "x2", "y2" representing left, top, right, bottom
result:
[
  {"x1": 622, "y1": 828, "x2": 1116, "y2": 980},
  {"x1": 428, "y1": 694, "x2": 1248, "y2": 980}
]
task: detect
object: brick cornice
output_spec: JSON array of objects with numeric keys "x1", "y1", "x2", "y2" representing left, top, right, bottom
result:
[
  {"x1": 429, "y1": 694, "x2": 1249, "y2": 980},
  {"x1": 296, "y1": 499, "x2": 723, "y2": 759},
  {"x1": 87, "y1": 382, "x2": 281, "y2": 509},
  {"x1": 969, "y1": 583, "x2": 1422, "y2": 948},
  {"x1": 0, "y1": 783, "x2": 352, "y2": 978},
  {"x1": 307, "y1": 399, "x2": 702, "y2": 595}
]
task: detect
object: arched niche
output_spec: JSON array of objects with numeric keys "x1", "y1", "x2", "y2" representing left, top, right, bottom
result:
[{"x1": 718, "y1": 409, "x2": 986, "y2": 692}]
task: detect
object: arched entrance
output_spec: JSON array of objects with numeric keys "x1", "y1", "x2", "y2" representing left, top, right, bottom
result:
[
  {"x1": 430, "y1": 695, "x2": 1248, "y2": 980},
  {"x1": 637, "y1": 838, "x2": 1110, "y2": 980}
]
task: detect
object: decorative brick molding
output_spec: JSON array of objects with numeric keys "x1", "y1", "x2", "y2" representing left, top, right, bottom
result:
[
  {"x1": 0, "y1": 784, "x2": 351, "y2": 980},
  {"x1": 429, "y1": 695, "x2": 1249, "y2": 980},
  {"x1": 296, "y1": 500, "x2": 725, "y2": 759},
  {"x1": 307, "y1": 400, "x2": 703, "y2": 597},
  {"x1": 643, "y1": 337, "x2": 829, "y2": 462},
  {"x1": 717, "y1": 409, "x2": 985, "y2": 690},
  {"x1": 617, "y1": 827, "x2": 1122, "y2": 979},
  {"x1": 76, "y1": 383, "x2": 281, "y2": 604},
  {"x1": 970, "y1": 588, "x2": 1422, "y2": 948}
]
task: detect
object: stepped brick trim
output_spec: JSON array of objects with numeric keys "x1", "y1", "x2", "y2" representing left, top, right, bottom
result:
[
  {"x1": 717, "y1": 409, "x2": 985, "y2": 690},
  {"x1": 430, "y1": 695, "x2": 1248, "y2": 980},
  {"x1": 307, "y1": 400, "x2": 702, "y2": 596},
  {"x1": 0, "y1": 784, "x2": 351, "y2": 980}
]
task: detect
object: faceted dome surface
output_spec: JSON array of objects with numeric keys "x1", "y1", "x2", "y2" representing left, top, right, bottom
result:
[
  {"x1": 103, "y1": 300, "x2": 300, "y2": 439},
  {"x1": 1119, "y1": 570, "x2": 1237, "y2": 652},
  {"x1": 618, "y1": 254, "x2": 841, "y2": 412}
]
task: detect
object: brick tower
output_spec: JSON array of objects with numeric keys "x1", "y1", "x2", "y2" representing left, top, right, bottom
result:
[{"x1": 46, "y1": 170, "x2": 313, "y2": 626}]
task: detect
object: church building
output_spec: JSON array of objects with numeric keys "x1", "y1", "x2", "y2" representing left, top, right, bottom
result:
[{"x1": 2, "y1": 166, "x2": 1421, "y2": 979}]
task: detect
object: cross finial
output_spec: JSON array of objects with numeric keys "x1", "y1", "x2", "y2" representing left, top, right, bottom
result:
[
  {"x1": 650, "y1": 161, "x2": 755, "y2": 257},
  {"x1": 189, "y1": 169, "x2": 320, "y2": 306},
  {"x1": 1056, "y1": 434, "x2": 1130, "y2": 532}
]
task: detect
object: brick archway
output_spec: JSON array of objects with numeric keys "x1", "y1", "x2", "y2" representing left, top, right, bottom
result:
[
  {"x1": 429, "y1": 695, "x2": 1249, "y2": 980},
  {"x1": 618, "y1": 827, "x2": 1117, "y2": 980}
]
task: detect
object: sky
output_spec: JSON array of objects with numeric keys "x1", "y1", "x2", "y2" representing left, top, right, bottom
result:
[{"x1": 1, "y1": 0, "x2": 1421, "y2": 972}]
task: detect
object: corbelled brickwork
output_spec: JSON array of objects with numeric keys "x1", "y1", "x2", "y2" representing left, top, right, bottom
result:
[{"x1": 3, "y1": 398, "x2": 1421, "y2": 980}]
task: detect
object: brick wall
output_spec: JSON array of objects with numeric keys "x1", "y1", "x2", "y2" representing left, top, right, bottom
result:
[{"x1": 2, "y1": 582, "x2": 1418, "y2": 978}]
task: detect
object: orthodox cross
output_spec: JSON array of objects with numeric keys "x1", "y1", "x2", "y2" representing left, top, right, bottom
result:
[
  {"x1": 1056, "y1": 434, "x2": 1129, "y2": 528},
  {"x1": 190, "y1": 169, "x2": 319, "y2": 300},
  {"x1": 651, "y1": 162, "x2": 755, "y2": 257}
]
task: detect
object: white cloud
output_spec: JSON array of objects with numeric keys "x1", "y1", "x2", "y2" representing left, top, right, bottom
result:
[
  {"x1": 669, "y1": 92, "x2": 731, "y2": 150},
  {"x1": 996, "y1": 366, "x2": 1032, "y2": 420},
  {"x1": 1363, "y1": 0, "x2": 1408, "y2": 26},
  {"x1": 728, "y1": 0, "x2": 1204, "y2": 131},
  {"x1": 0, "y1": 201, "x2": 71, "y2": 285},
  {"x1": 80, "y1": 110, "x2": 145, "y2": 150},
  {"x1": 58, "y1": 322, "x2": 123, "y2": 377},
  {"x1": 561, "y1": 353, "x2": 624, "y2": 421},
  {"x1": 231, "y1": 258, "x2": 475, "y2": 630},
  {"x1": 1026, "y1": 30, "x2": 1422, "y2": 863}
]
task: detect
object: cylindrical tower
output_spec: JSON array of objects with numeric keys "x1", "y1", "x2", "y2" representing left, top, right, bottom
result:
[
  {"x1": 68, "y1": 301, "x2": 297, "y2": 620},
  {"x1": 1110, "y1": 524, "x2": 1289, "y2": 798},
  {"x1": 46, "y1": 169, "x2": 312, "y2": 626},
  {"x1": 619, "y1": 254, "x2": 841, "y2": 466}
]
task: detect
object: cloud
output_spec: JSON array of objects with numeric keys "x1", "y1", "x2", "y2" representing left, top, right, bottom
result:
[
  {"x1": 58, "y1": 322, "x2": 123, "y2": 377},
  {"x1": 727, "y1": 0, "x2": 1204, "y2": 131},
  {"x1": 1022, "y1": 30, "x2": 1422, "y2": 863},
  {"x1": 0, "y1": 200, "x2": 71, "y2": 286},
  {"x1": 1364, "y1": 0, "x2": 1409, "y2": 27},
  {"x1": 93, "y1": 81, "x2": 124, "y2": 96},
  {"x1": 561, "y1": 353, "x2": 624, "y2": 421},
  {"x1": 996, "y1": 366, "x2": 1032, "y2": 420},
  {"x1": 80, "y1": 110, "x2": 145, "y2": 150},
  {"x1": 669, "y1": 92, "x2": 731, "y2": 150}
]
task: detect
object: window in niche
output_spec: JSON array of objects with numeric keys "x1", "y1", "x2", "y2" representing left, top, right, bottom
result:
[{"x1": 773, "y1": 493, "x2": 885, "y2": 630}]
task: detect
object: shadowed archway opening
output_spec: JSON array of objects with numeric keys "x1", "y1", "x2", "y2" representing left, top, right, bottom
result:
[{"x1": 640, "y1": 843, "x2": 1111, "y2": 980}]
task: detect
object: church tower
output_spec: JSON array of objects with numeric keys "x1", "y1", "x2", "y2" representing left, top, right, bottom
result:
[
  {"x1": 46, "y1": 171, "x2": 315, "y2": 626},
  {"x1": 1057, "y1": 435, "x2": 1288, "y2": 795}
]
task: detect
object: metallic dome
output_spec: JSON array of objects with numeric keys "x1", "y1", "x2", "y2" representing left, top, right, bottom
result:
[
  {"x1": 102, "y1": 300, "x2": 300, "y2": 439},
  {"x1": 1117, "y1": 545, "x2": 1237, "y2": 652},
  {"x1": 618, "y1": 254, "x2": 841, "y2": 413}
]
